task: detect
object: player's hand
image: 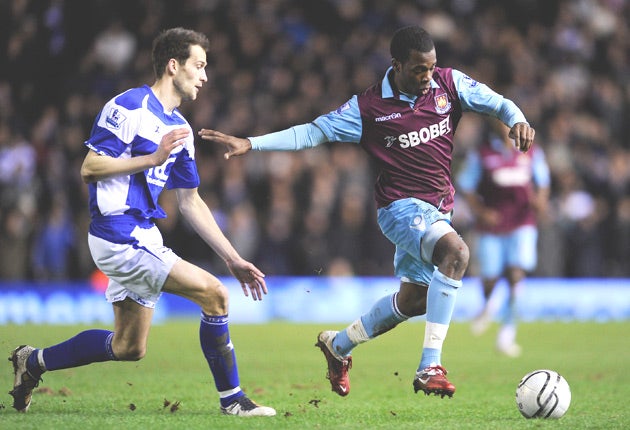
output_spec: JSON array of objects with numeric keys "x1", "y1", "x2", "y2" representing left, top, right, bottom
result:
[
  {"x1": 509, "y1": 122, "x2": 535, "y2": 153},
  {"x1": 226, "y1": 258, "x2": 268, "y2": 301},
  {"x1": 478, "y1": 208, "x2": 501, "y2": 228},
  {"x1": 198, "y1": 128, "x2": 252, "y2": 160},
  {"x1": 153, "y1": 128, "x2": 189, "y2": 165}
]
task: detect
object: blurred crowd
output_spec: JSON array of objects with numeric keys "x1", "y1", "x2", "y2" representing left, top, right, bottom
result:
[{"x1": 0, "y1": 0, "x2": 628, "y2": 282}]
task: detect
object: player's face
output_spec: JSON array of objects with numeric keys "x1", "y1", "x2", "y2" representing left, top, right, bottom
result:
[
  {"x1": 394, "y1": 48, "x2": 437, "y2": 96},
  {"x1": 173, "y1": 44, "x2": 208, "y2": 102}
]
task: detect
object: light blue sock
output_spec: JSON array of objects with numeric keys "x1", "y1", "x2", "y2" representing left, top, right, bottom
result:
[
  {"x1": 500, "y1": 296, "x2": 517, "y2": 326},
  {"x1": 501, "y1": 282, "x2": 522, "y2": 326},
  {"x1": 419, "y1": 270, "x2": 461, "y2": 370},
  {"x1": 333, "y1": 293, "x2": 409, "y2": 357}
]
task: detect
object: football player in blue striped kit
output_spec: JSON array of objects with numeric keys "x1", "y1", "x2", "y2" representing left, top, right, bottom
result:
[
  {"x1": 199, "y1": 25, "x2": 535, "y2": 399},
  {"x1": 8, "y1": 27, "x2": 275, "y2": 417}
]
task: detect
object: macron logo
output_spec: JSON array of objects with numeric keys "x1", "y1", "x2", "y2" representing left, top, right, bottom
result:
[{"x1": 375, "y1": 112, "x2": 401, "y2": 122}]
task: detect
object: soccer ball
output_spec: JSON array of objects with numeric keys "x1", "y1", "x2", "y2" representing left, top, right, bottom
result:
[{"x1": 515, "y1": 369, "x2": 571, "y2": 419}]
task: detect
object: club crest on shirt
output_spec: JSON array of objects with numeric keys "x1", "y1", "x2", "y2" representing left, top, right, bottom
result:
[
  {"x1": 105, "y1": 107, "x2": 126, "y2": 130},
  {"x1": 434, "y1": 93, "x2": 451, "y2": 114}
]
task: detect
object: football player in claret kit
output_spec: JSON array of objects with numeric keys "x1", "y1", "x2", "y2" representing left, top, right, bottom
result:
[
  {"x1": 8, "y1": 28, "x2": 275, "y2": 417},
  {"x1": 199, "y1": 25, "x2": 535, "y2": 399},
  {"x1": 458, "y1": 118, "x2": 550, "y2": 357}
]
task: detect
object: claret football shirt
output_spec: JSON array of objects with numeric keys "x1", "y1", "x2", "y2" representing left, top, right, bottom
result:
[{"x1": 313, "y1": 67, "x2": 527, "y2": 212}]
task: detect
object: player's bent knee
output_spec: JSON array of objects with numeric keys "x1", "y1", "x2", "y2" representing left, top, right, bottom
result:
[
  {"x1": 451, "y1": 240, "x2": 470, "y2": 267},
  {"x1": 442, "y1": 239, "x2": 469, "y2": 275},
  {"x1": 431, "y1": 233, "x2": 470, "y2": 277},
  {"x1": 197, "y1": 281, "x2": 229, "y2": 315},
  {"x1": 114, "y1": 344, "x2": 147, "y2": 361},
  {"x1": 420, "y1": 220, "x2": 456, "y2": 263}
]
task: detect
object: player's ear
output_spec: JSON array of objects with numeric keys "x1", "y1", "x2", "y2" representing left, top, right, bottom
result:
[
  {"x1": 391, "y1": 58, "x2": 403, "y2": 74},
  {"x1": 167, "y1": 58, "x2": 178, "y2": 75}
]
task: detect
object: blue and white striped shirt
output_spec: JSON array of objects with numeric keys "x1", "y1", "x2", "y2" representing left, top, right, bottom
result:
[{"x1": 84, "y1": 85, "x2": 199, "y2": 243}]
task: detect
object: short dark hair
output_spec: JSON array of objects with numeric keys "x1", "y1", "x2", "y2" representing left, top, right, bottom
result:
[
  {"x1": 152, "y1": 27, "x2": 210, "y2": 78},
  {"x1": 390, "y1": 26, "x2": 434, "y2": 63}
]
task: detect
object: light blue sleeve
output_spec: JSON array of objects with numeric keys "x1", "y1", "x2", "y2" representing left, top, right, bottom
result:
[
  {"x1": 248, "y1": 95, "x2": 363, "y2": 150},
  {"x1": 532, "y1": 148, "x2": 551, "y2": 188},
  {"x1": 452, "y1": 69, "x2": 528, "y2": 128},
  {"x1": 249, "y1": 123, "x2": 328, "y2": 151},
  {"x1": 312, "y1": 96, "x2": 362, "y2": 144},
  {"x1": 456, "y1": 150, "x2": 482, "y2": 193}
]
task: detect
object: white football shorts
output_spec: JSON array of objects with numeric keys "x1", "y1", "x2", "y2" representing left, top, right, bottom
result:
[{"x1": 88, "y1": 225, "x2": 180, "y2": 308}]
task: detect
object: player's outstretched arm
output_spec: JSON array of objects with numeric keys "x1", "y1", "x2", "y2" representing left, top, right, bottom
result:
[{"x1": 198, "y1": 128, "x2": 252, "y2": 160}]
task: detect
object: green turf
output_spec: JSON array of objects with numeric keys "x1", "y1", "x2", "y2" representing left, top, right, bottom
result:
[{"x1": 1, "y1": 320, "x2": 628, "y2": 429}]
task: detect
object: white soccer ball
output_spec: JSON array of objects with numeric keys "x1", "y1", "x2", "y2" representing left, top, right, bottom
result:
[{"x1": 515, "y1": 369, "x2": 571, "y2": 419}]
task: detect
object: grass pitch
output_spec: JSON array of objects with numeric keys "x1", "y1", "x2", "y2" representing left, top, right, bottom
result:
[{"x1": 1, "y1": 320, "x2": 628, "y2": 429}]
